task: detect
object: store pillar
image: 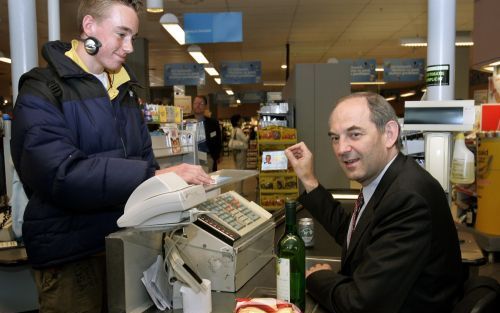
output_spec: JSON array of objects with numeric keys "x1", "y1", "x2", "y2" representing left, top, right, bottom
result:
[{"x1": 128, "y1": 37, "x2": 150, "y2": 102}]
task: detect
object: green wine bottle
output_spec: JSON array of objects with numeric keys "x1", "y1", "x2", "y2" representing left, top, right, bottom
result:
[{"x1": 276, "y1": 199, "x2": 305, "y2": 311}]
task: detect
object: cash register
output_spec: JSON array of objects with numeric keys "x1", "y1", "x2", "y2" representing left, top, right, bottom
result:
[{"x1": 107, "y1": 169, "x2": 275, "y2": 312}]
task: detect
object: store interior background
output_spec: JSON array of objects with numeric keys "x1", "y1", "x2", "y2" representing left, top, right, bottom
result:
[
  {"x1": 0, "y1": 0, "x2": 490, "y2": 113},
  {"x1": 1, "y1": 0, "x2": 500, "y2": 307}
]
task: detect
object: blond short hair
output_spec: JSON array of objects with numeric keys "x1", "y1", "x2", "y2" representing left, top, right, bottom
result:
[{"x1": 77, "y1": 0, "x2": 143, "y2": 33}]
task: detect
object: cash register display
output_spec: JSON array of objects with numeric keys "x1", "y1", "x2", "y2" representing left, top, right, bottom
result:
[{"x1": 195, "y1": 191, "x2": 271, "y2": 245}]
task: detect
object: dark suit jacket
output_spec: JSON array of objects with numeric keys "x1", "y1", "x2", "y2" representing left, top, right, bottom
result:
[
  {"x1": 201, "y1": 116, "x2": 222, "y2": 168},
  {"x1": 299, "y1": 153, "x2": 462, "y2": 313}
]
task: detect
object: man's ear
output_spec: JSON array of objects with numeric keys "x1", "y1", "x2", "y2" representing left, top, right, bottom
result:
[
  {"x1": 384, "y1": 120, "x2": 399, "y2": 148},
  {"x1": 82, "y1": 15, "x2": 96, "y2": 36}
]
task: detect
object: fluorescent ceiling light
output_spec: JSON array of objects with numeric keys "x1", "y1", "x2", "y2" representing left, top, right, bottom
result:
[
  {"x1": 188, "y1": 45, "x2": 209, "y2": 64},
  {"x1": 147, "y1": 0, "x2": 164, "y2": 13},
  {"x1": 0, "y1": 51, "x2": 11, "y2": 64},
  {"x1": 214, "y1": 77, "x2": 221, "y2": 84},
  {"x1": 225, "y1": 90, "x2": 234, "y2": 95},
  {"x1": 204, "y1": 64, "x2": 219, "y2": 76},
  {"x1": 375, "y1": 67, "x2": 384, "y2": 72},
  {"x1": 455, "y1": 42, "x2": 474, "y2": 47},
  {"x1": 400, "y1": 37, "x2": 427, "y2": 47},
  {"x1": 400, "y1": 32, "x2": 473, "y2": 47},
  {"x1": 483, "y1": 66, "x2": 494, "y2": 72},
  {"x1": 160, "y1": 13, "x2": 185, "y2": 45},
  {"x1": 455, "y1": 31, "x2": 474, "y2": 46},
  {"x1": 385, "y1": 96, "x2": 396, "y2": 101},
  {"x1": 263, "y1": 81, "x2": 286, "y2": 86},
  {"x1": 401, "y1": 91, "x2": 416, "y2": 98},
  {"x1": 489, "y1": 61, "x2": 500, "y2": 67},
  {"x1": 350, "y1": 81, "x2": 386, "y2": 85}
]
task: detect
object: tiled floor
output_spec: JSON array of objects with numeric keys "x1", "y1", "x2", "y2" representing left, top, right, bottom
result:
[{"x1": 217, "y1": 153, "x2": 500, "y2": 284}]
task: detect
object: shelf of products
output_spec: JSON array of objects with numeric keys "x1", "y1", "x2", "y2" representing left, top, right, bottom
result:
[
  {"x1": 246, "y1": 139, "x2": 258, "y2": 169},
  {"x1": 221, "y1": 120, "x2": 232, "y2": 157},
  {"x1": 142, "y1": 103, "x2": 201, "y2": 169},
  {"x1": 257, "y1": 126, "x2": 298, "y2": 211},
  {"x1": 258, "y1": 101, "x2": 294, "y2": 128}
]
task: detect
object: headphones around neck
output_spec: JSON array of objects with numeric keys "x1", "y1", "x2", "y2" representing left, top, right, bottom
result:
[{"x1": 83, "y1": 36, "x2": 102, "y2": 56}]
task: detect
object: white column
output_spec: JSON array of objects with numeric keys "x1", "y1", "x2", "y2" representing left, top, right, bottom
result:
[
  {"x1": 48, "y1": 0, "x2": 60, "y2": 41},
  {"x1": 426, "y1": 0, "x2": 456, "y2": 101},
  {"x1": 6, "y1": 0, "x2": 38, "y2": 200},
  {"x1": 8, "y1": 0, "x2": 38, "y2": 102}
]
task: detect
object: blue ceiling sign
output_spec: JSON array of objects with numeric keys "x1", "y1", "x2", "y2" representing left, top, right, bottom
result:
[
  {"x1": 164, "y1": 63, "x2": 205, "y2": 86},
  {"x1": 184, "y1": 12, "x2": 243, "y2": 44},
  {"x1": 220, "y1": 61, "x2": 262, "y2": 85},
  {"x1": 384, "y1": 58, "x2": 425, "y2": 82},
  {"x1": 350, "y1": 59, "x2": 377, "y2": 82}
]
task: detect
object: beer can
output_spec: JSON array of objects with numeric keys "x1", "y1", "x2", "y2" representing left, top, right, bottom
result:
[{"x1": 298, "y1": 218, "x2": 314, "y2": 247}]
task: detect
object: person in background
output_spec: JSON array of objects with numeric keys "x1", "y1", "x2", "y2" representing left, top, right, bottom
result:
[
  {"x1": 10, "y1": 1, "x2": 211, "y2": 311},
  {"x1": 191, "y1": 95, "x2": 222, "y2": 172},
  {"x1": 230, "y1": 114, "x2": 249, "y2": 193},
  {"x1": 285, "y1": 92, "x2": 462, "y2": 312}
]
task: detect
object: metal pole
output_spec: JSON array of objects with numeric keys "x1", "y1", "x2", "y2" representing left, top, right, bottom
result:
[
  {"x1": 8, "y1": 0, "x2": 38, "y2": 103},
  {"x1": 48, "y1": 0, "x2": 61, "y2": 41},
  {"x1": 286, "y1": 43, "x2": 290, "y2": 81},
  {"x1": 425, "y1": 0, "x2": 456, "y2": 203},
  {"x1": 427, "y1": 0, "x2": 456, "y2": 101},
  {"x1": 6, "y1": 0, "x2": 38, "y2": 200}
]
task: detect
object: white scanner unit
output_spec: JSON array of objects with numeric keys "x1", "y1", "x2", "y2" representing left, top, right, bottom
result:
[{"x1": 117, "y1": 172, "x2": 207, "y2": 228}]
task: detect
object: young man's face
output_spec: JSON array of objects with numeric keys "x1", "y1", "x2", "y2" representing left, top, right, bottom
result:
[
  {"x1": 265, "y1": 155, "x2": 271, "y2": 163},
  {"x1": 328, "y1": 97, "x2": 392, "y2": 186},
  {"x1": 90, "y1": 4, "x2": 139, "y2": 72}
]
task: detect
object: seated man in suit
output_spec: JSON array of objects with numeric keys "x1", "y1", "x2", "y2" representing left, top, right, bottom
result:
[{"x1": 285, "y1": 92, "x2": 462, "y2": 313}]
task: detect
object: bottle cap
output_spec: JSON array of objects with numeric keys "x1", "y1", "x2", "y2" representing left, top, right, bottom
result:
[{"x1": 2, "y1": 114, "x2": 10, "y2": 120}]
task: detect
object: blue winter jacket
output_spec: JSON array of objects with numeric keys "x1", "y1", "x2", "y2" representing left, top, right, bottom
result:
[{"x1": 11, "y1": 41, "x2": 158, "y2": 268}]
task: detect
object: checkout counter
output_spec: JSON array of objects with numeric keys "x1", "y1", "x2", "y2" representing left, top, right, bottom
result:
[
  {"x1": 0, "y1": 172, "x2": 487, "y2": 313},
  {"x1": 105, "y1": 170, "x2": 486, "y2": 313}
]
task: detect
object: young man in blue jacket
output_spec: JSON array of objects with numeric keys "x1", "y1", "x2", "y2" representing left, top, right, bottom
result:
[{"x1": 10, "y1": 1, "x2": 211, "y2": 311}]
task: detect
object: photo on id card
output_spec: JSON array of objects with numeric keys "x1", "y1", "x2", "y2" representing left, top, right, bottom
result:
[{"x1": 261, "y1": 151, "x2": 288, "y2": 171}]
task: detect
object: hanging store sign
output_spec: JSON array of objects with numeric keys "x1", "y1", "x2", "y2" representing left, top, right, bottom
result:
[
  {"x1": 426, "y1": 64, "x2": 450, "y2": 86},
  {"x1": 184, "y1": 12, "x2": 243, "y2": 44},
  {"x1": 164, "y1": 63, "x2": 205, "y2": 86},
  {"x1": 384, "y1": 58, "x2": 425, "y2": 82},
  {"x1": 350, "y1": 59, "x2": 377, "y2": 82},
  {"x1": 220, "y1": 61, "x2": 262, "y2": 84},
  {"x1": 237, "y1": 91, "x2": 266, "y2": 104}
]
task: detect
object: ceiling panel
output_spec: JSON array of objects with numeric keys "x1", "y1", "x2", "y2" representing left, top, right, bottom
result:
[{"x1": 0, "y1": 0, "x2": 476, "y2": 99}]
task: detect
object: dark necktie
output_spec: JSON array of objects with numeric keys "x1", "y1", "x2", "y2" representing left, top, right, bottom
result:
[{"x1": 348, "y1": 190, "x2": 364, "y2": 244}]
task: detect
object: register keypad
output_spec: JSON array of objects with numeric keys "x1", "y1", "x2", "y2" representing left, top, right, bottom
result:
[{"x1": 197, "y1": 193, "x2": 261, "y2": 233}]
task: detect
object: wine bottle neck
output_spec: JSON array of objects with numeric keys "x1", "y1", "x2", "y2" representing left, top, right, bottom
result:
[{"x1": 285, "y1": 205, "x2": 297, "y2": 233}]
